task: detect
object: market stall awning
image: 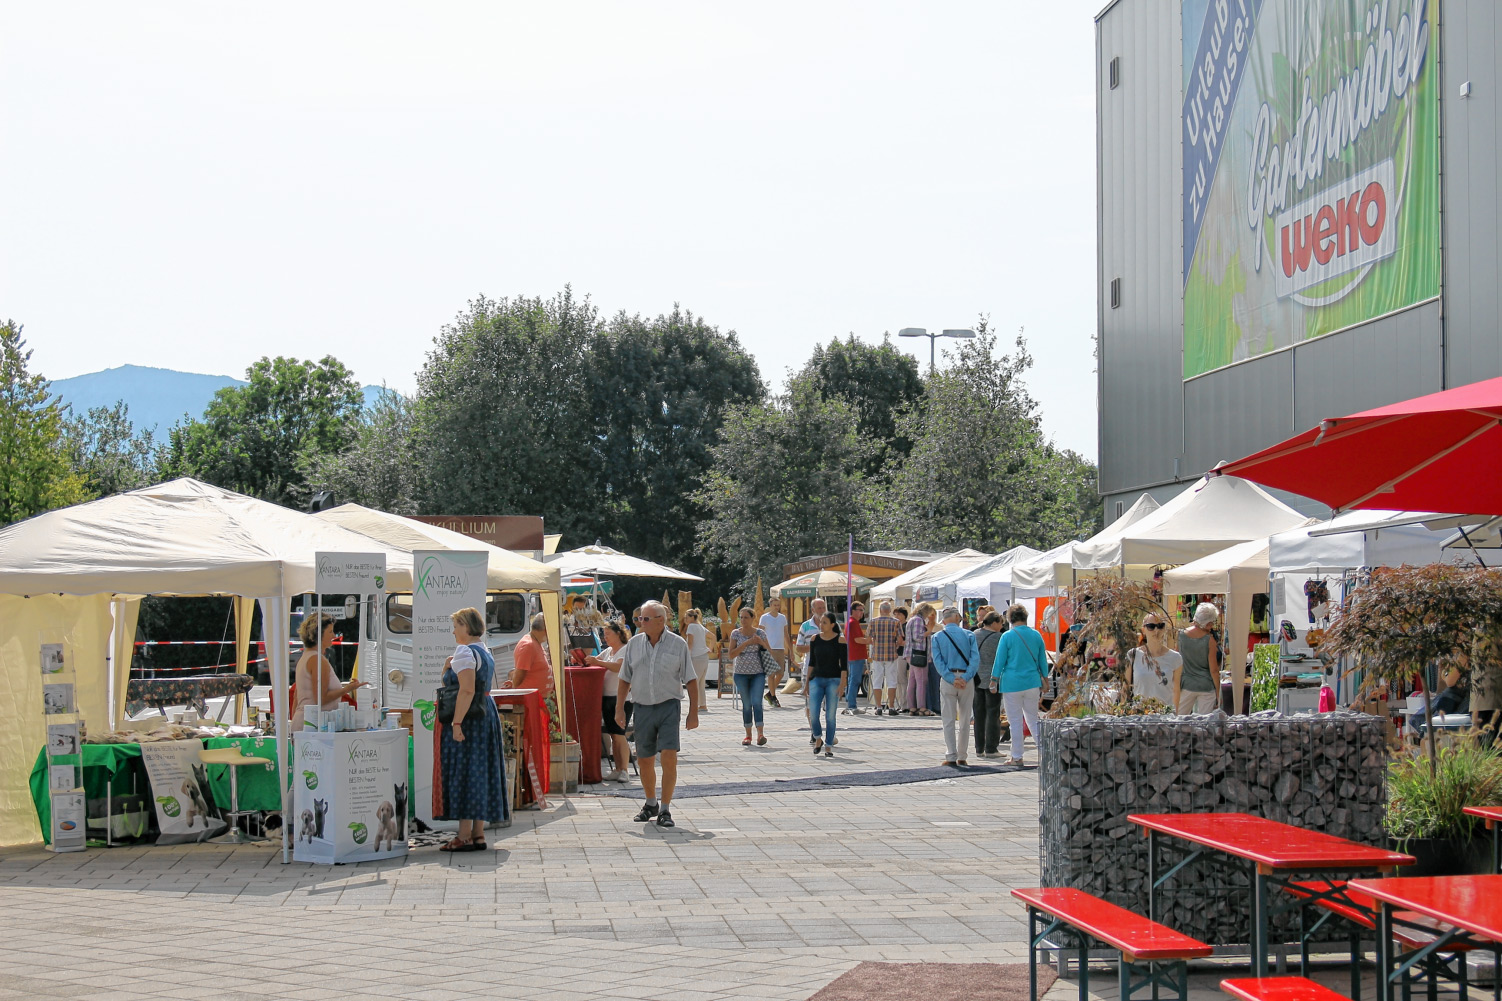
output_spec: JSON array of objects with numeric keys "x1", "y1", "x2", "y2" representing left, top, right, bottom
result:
[
  {"x1": 867, "y1": 549, "x2": 991, "y2": 604},
  {"x1": 315, "y1": 503, "x2": 559, "y2": 592},
  {"x1": 770, "y1": 569, "x2": 874, "y2": 598},
  {"x1": 1010, "y1": 492, "x2": 1162, "y2": 592},
  {"x1": 546, "y1": 545, "x2": 703, "y2": 581},
  {"x1": 0, "y1": 478, "x2": 415, "y2": 597},
  {"x1": 1216, "y1": 374, "x2": 1502, "y2": 516},
  {"x1": 1071, "y1": 475, "x2": 1306, "y2": 570},
  {"x1": 950, "y1": 545, "x2": 1043, "y2": 600}
]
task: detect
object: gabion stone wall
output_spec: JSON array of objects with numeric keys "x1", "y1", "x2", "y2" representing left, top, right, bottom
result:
[{"x1": 1038, "y1": 712, "x2": 1387, "y2": 948}]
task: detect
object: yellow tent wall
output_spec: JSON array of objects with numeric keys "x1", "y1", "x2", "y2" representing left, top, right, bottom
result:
[{"x1": 0, "y1": 595, "x2": 115, "y2": 847}]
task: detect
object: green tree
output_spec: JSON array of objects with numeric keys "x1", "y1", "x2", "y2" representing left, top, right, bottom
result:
[
  {"x1": 694, "y1": 382, "x2": 875, "y2": 588},
  {"x1": 865, "y1": 320, "x2": 1100, "y2": 552},
  {"x1": 307, "y1": 388, "x2": 419, "y2": 514},
  {"x1": 408, "y1": 289, "x2": 599, "y2": 536},
  {"x1": 589, "y1": 306, "x2": 764, "y2": 587},
  {"x1": 0, "y1": 320, "x2": 90, "y2": 525},
  {"x1": 161, "y1": 355, "x2": 364, "y2": 506},
  {"x1": 66, "y1": 401, "x2": 160, "y2": 497},
  {"x1": 791, "y1": 333, "x2": 925, "y2": 471}
]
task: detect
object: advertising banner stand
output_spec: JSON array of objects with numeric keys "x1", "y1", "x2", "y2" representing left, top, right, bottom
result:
[
  {"x1": 409, "y1": 550, "x2": 488, "y2": 829},
  {"x1": 291, "y1": 728, "x2": 409, "y2": 864}
]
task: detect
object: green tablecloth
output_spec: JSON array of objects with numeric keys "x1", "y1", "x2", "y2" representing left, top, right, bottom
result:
[{"x1": 31, "y1": 735, "x2": 416, "y2": 845}]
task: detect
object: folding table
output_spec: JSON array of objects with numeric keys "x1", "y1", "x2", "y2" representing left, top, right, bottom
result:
[
  {"x1": 1463, "y1": 806, "x2": 1502, "y2": 873},
  {"x1": 1131, "y1": 813, "x2": 1414, "y2": 976},
  {"x1": 1348, "y1": 874, "x2": 1502, "y2": 1001}
]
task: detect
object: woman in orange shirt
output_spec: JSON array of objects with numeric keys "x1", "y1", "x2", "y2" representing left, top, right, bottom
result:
[{"x1": 504, "y1": 613, "x2": 555, "y2": 697}]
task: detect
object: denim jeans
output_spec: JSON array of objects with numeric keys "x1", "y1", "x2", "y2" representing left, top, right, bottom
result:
[
  {"x1": 734, "y1": 672, "x2": 766, "y2": 727},
  {"x1": 845, "y1": 661, "x2": 866, "y2": 709},
  {"x1": 808, "y1": 677, "x2": 840, "y2": 744}
]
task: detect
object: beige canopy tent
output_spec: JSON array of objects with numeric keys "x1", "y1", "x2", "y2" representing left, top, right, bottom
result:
[
  {"x1": 0, "y1": 479, "x2": 416, "y2": 849},
  {"x1": 1160, "y1": 524, "x2": 1320, "y2": 714},
  {"x1": 867, "y1": 549, "x2": 991, "y2": 604},
  {"x1": 315, "y1": 503, "x2": 567, "y2": 696}
]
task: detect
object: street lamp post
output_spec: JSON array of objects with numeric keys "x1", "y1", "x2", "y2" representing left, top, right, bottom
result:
[{"x1": 898, "y1": 327, "x2": 976, "y2": 374}]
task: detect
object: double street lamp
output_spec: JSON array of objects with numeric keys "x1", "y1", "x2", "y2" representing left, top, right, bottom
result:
[{"x1": 898, "y1": 326, "x2": 975, "y2": 374}]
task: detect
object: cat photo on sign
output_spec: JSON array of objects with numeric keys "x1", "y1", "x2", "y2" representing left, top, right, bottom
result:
[
  {"x1": 40, "y1": 644, "x2": 64, "y2": 675},
  {"x1": 43, "y1": 684, "x2": 74, "y2": 715}
]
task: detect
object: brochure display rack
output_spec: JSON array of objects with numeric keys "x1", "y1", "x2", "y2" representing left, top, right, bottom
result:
[{"x1": 40, "y1": 642, "x2": 84, "y2": 852}]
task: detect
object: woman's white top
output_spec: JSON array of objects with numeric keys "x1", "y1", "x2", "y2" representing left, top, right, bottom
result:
[
  {"x1": 1130, "y1": 647, "x2": 1181, "y2": 707},
  {"x1": 451, "y1": 643, "x2": 478, "y2": 673},
  {"x1": 686, "y1": 622, "x2": 709, "y2": 658},
  {"x1": 597, "y1": 646, "x2": 624, "y2": 696}
]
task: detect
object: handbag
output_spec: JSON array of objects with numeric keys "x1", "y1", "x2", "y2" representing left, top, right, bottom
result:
[
  {"x1": 437, "y1": 644, "x2": 489, "y2": 725},
  {"x1": 757, "y1": 647, "x2": 779, "y2": 674},
  {"x1": 909, "y1": 647, "x2": 928, "y2": 668}
]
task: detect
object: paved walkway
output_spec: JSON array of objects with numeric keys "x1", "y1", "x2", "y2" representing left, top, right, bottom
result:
[{"x1": 0, "y1": 698, "x2": 1362, "y2": 1000}]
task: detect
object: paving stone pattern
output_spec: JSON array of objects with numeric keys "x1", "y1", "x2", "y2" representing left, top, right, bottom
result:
[{"x1": 0, "y1": 701, "x2": 1053, "y2": 1000}]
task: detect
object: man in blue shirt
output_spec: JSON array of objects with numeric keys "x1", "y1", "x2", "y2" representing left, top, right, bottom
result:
[{"x1": 930, "y1": 606, "x2": 979, "y2": 767}]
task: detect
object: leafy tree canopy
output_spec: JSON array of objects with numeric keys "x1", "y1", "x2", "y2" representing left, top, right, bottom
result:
[
  {"x1": 0, "y1": 320, "x2": 90, "y2": 525},
  {"x1": 66, "y1": 401, "x2": 159, "y2": 498},
  {"x1": 791, "y1": 333, "x2": 924, "y2": 470},
  {"x1": 161, "y1": 354, "x2": 364, "y2": 507}
]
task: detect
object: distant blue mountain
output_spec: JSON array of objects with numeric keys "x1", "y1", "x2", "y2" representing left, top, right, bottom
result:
[{"x1": 52, "y1": 364, "x2": 388, "y2": 434}]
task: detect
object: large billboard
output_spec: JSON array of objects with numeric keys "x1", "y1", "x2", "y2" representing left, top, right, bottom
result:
[{"x1": 1181, "y1": 0, "x2": 1440, "y2": 379}]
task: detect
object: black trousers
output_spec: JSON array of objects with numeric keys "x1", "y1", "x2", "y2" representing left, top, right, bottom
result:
[{"x1": 973, "y1": 685, "x2": 1004, "y2": 755}]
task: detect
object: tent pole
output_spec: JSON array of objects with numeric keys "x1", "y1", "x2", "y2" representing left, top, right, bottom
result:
[{"x1": 275, "y1": 586, "x2": 290, "y2": 864}]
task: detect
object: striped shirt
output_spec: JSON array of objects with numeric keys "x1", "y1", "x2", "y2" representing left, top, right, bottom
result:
[{"x1": 867, "y1": 615, "x2": 901, "y2": 661}]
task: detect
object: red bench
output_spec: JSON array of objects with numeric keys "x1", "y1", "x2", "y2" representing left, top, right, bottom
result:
[
  {"x1": 1013, "y1": 887, "x2": 1213, "y2": 1001},
  {"x1": 1282, "y1": 880, "x2": 1478, "y2": 1001},
  {"x1": 1222, "y1": 976, "x2": 1351, "y2": 1001}
]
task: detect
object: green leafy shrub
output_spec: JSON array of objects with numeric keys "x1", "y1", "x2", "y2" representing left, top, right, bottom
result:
[{"x1": 1386, "y1": 737, "x2": 1502, "y2": 844}]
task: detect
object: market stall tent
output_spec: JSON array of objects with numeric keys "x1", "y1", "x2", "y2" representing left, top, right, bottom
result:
[
  {"x1": 867, "y1": 550, "x2": 991, "y2": 604},
  {"x1": 1009, "y1": 493, "x2": 1162, "y2": 594},
  {"x1": 1267, "y1": 509, "x2": 1456, "y2": 573},
  {"x1": 770, "y1": 570, "x2": 874, "y2": 599},
  {"x1": 0, "y1": 478, "x2": 416, "y2": 848},
  {"x1": 948, "y1": 546, "x2": 1042, "y2": 601},
  {"x1": 547, "y1": 544, "x2": 703, "y2": 581},
  {"x1": 1071, "y1": 474, "x2": 1307, "y2": 571}
]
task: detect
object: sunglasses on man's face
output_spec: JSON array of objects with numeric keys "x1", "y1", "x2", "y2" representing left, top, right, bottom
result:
[{"x1": 1144, "y1": 622, "x2": 1166, "y2": 630}]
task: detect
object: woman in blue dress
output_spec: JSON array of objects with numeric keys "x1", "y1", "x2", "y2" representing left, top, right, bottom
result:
[{"x1": 436, "y1": 606, "x2": 508, "y2": 851}]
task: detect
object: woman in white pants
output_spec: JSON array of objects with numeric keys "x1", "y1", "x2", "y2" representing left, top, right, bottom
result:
[{"x1": 990, "y1": 604, "x2": 1050, "y2": 767}]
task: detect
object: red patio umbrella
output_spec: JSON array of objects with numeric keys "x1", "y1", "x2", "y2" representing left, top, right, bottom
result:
[{"x1": 1215, "y1": 375, "x2": 1502, "y2": 516}]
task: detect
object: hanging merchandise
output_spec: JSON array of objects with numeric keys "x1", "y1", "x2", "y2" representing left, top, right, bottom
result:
[{"x1": 1304, "y1": 578, "x2": 1331, "y2": 622}]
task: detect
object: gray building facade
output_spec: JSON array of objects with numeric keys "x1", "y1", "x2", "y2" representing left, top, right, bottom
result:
[{"x1": 1096, "y1": 0, "x2": 1502, "y2": 521}]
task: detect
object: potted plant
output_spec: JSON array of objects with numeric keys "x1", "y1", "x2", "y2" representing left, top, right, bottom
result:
[
  {"x1": 1385, "y1": 736, "x2": 1502, "y2": 874},
  {"x1": 1320, "y1": 563, "x2": 1502, "y2": 775}
]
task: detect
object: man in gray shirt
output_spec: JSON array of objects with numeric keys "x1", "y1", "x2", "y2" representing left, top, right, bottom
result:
[{"x1": 615, "y1": 600, "x2": 700, "y2": 828}]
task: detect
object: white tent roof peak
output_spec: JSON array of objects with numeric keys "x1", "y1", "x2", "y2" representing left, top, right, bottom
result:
[
  {"x1": 547, "y1": 545, "x2": 703, "y2": 581},
  {"x1": 314, "y1": 503, "x2": 559, "y2": 592},
  {"x1": 0, "y1": 477, "x2": 415, "y2": 598},
  {"x1": 1008, "y1": 492, "x2": 1163, "y2": 592},
  {"x1": 1071, "y1": 476, "x2": 1307, "y2": 570}
]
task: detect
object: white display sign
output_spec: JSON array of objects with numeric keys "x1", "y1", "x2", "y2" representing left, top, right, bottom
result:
[
  {"x1": 315, "y1": 552, "x2": 387, "y2": 594},
  {"x1": 40, "y1": 643, "x2": 65, "y2": 675},
  {"x1": 410, "y1": 550, "x2": 487, "y2": 827},
  {"x1": 50, "y1": 792, "x2": 85, "y2": 850},
  {"x1": 139, "y1": 740, "x2": 227, "y2": 845},
  {"x1": 292, "y1": 729, "x2": 409, "y2": 864}
]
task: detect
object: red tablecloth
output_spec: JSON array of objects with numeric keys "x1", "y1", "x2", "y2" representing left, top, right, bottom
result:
[
  {"x1": 565, "y1": 666, "x2": 606, "y2": 785},
  {"x1": 493, "y1": 689, "x2": 549, "y2": 807}
]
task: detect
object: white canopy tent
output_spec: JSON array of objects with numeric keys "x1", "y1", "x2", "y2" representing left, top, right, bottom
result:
[
  {"x1": 547, "y1": 544, "x2": 703, "y2": 582},
  {"x1": 1268, "y1": 509, "x2": 1457, "y2": 574},
  {"x1": 867, "y1": 549, "x2": 991, "y2": 604},
  {"x1": 1072, "y1": 475, "x2": 1307, "y2": 572},
  {"x1": 1009, "y1": 493, "x2": 1163, "y2": 595},
  {"x1": 0, "y1": 479, "x2": 416, "y2": 849},
  {"x1": 951, "y1": 546, "x2": 1043, "y2": 601}
]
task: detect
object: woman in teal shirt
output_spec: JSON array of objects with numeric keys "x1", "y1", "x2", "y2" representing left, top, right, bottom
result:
[{"x1": 991, "y1": 604, "x2": 1050, "y2": 767}]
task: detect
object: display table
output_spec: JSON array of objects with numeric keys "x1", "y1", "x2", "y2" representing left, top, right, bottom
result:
[
  {"x1": 291, "y1": 729, "x2": 410, "y2": 864},
  {"x1": 30, "y1": 735, "x2": 417, "y2": 846},
  {"x1": 493, "y1": 689, "x2": 548, "y2": 807},
  {"x1": 564, "y1": 666, "x2": 605, "y2": 785}
]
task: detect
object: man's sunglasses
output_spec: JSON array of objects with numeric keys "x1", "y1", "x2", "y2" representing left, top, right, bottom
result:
[{"x1": 1144, "y1": 622, "x2": 1166, "y2": 630}]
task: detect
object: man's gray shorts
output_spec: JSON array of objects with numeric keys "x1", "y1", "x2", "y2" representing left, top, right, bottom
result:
[{"x1": 633, "y1": 699, "x2": 682, "y2": 758}]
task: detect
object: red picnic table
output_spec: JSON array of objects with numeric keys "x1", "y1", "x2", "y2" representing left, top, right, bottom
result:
[
  {"x1": 1130, "y1": 813, "x2": 1414, "y2": 977},
  {"x1": 1463, "y1": 805, "x2": 1502, "y2": 873},
  {"x1": 1348, "y1": 874, "x2": 1502, "y2": 1001}
]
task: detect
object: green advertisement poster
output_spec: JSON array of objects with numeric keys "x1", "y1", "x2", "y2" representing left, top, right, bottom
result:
[{"x1": 1181, "y1": 0, "x2": 1440, "y2": 379}]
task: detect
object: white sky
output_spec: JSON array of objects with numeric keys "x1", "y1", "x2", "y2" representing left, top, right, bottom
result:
[{"x1": 3, "y1": 2, "x2": 1101, "y2": 457}]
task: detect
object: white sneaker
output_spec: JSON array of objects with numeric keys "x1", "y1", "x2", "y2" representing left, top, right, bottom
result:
[{"x1": 608, "y1": 770, "x2": 627, "y2": 783}]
